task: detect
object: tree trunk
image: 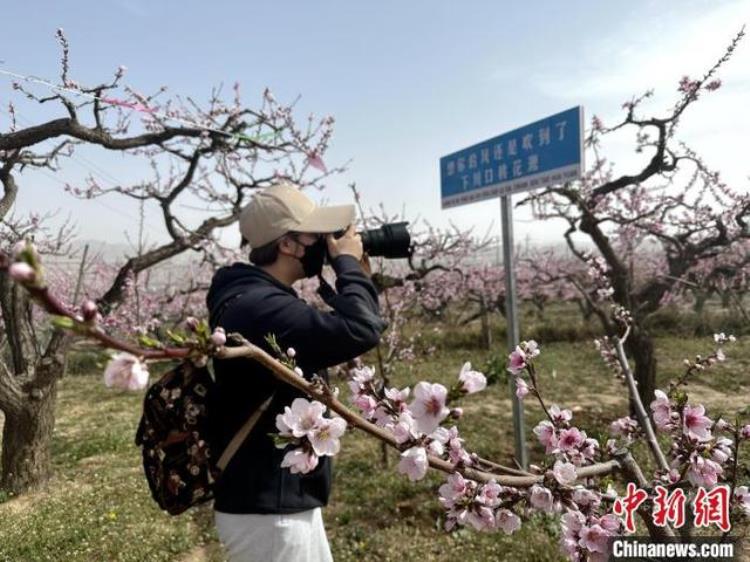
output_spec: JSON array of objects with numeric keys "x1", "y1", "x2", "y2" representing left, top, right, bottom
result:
[
  {"x1": 0, "y1": 262, "x2": 70, "y2": 495},
  {"x1": 692, "y1": 291, "x2": 708, "y2": 314},
  {"x1": 625, "y1": 329, "x2": 657, "y2": 413},
  {"x1": 0, "y1": 382, "x2": 58, "y2": 494},
  {"x1": 720, "y1": 291, "x2": 731, "y2": 309},
  {"x1": 479, "y1": 296, "x2": 492, "y2": 350}
]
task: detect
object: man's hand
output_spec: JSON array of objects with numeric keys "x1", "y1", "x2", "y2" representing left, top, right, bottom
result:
[
  {"x1": 359, "y1": 253, "x2": 372, "y2": 277},
  {"x1": 326, "y1": 225, "x2": 363, "y2": 261}
]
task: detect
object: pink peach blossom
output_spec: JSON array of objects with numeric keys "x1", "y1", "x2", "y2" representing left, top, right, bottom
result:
[
  {"x1": 477, "y1": 480, "x2": 503, "y2": 508},
  {"x1": 103, "y1": 352, "x2": 149, "y2": 391},
  {"x1": 529, "y1": 484, "x2": 554, "y2": 512},
  {"x1": 687, "y1": 451, "x2": 723, "y2": 487},
  {"x1": 398, "y1": 446, "x2": 428, "y2": 481},
  {"x1": 458, "y1": 362, "x2": 486, "y2": 394},
  {"x1": 280, "y1": 448, "x2": 319, "y2": 474},
  {"x1": 438, "y1": 472, "x2": 469, "y2": 507},
  {"x1": 683, "y1": 403, "x2": 713, "y2": 441},
  {"x1": 348, "y1": 365, "x2": 375, "y2": 395},
  {"x1": 579, "y1": 524, "x2": 610, "y2": 554},
  {"x1": 515, "y1": 377, "x2": 529, "y2": 399},
  {"x1": 534, "y1": 420, "x2": 558, "y2": 454},
  {"x1": 426, "y1": 438, "x2": 445, "y2": 457},
  {"x1": 557, "y1": 427, "x2": 584, "y2": 452},
  {"x1": 409, "y1": 382, "x2": 449, "y2": 434},
  {"x1": 466, "y1": 506, "x2": 495, "y2": 532},
  {"x1": 384, "y1": 386, "x2": 410, "y2": 406},
  {"x1": 210, "y1": 327, "x2": 227, "y2": 346},
  {"x1": 391, "y1": 411, "x2": 420, "y2": 444},
  {"x1": 735, "y1": 486, "x2": 750, "y2": 516},
  {"x1": 552, "y1": 460, "x2": 577, "y2": 486},
  {"x1": 609, "y1": 416, "x2": 638, "y2": 437},
  {"x1": 353, "y1": 394, "x2": 378, "y2": 419},
  {"x1": 572, "y1": 487, "x2": 601, "y2": 509},
  {"x1": 549, "y1": 404, "x2": 572, "y2": 423},
  {"x1": 598, "y1": 514, "x2": 622, "y2": 533},
  {"x1": 277, "y1": 398, "x2": 326, "y2": 439},
  {"x1": 495, "y1": 509, "x2": 521, "y2": 534},
  {"x1": 650, "y1": 390, "x2": 673, "y2": 430},
  {"x1": 308, "y1": 417, "x2": 347, "y2": 456},
  {"x1": 507, "y1": 346, "x2": 527, "y2": 375}
]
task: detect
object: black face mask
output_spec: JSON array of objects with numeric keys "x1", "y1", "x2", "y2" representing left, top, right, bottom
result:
[{"x1": 296, "y1": 236, "x2": 327, "y2": 278}]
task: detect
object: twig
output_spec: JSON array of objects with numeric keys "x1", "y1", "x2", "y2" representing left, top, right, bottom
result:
[
  {"x1": 613, "y1": 334, "x2": 670, "y2": 472},
  {"x1": 219, "y1": 338, "x2": 620, "y2": 486},
  {"x1": 72, "y1": 243, "x2": 89, "y2": 303},
  {"x1": 614, "y1": 450, "x2": 676, "y2": 539}
]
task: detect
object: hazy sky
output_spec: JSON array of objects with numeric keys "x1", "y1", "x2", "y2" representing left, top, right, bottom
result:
[{"x1": 2, "y1": 0, "x2": 749, "y2": 251}]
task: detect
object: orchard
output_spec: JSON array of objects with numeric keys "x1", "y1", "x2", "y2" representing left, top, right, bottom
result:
[{"x1": 1, "y1": 8, "x2": 749, "y2": 562}]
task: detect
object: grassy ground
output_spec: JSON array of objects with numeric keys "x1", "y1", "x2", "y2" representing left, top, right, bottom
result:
[{"x1": 0, "y1": 324, "x2": 748, "y2": 561}]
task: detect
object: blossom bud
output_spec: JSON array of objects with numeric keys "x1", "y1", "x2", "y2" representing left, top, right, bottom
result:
[
  {"x1": 286, "y1": 347, "x2": 296, "y2": 359},
  {"x1": 741, "y1": 425, "x2": 750, "y2": 440},
  {"x1": 8, "y1": 262, "x2": 36, "y2": 283},
  {"x1": 715, "y1": 418, "x2": 731, "y2": 432},
  {"x1": 184, "y1": 316, "x2": 199, "y2": 331},
  {"x1": 515, "y1": 378, "x2": 529, "y2": 399},
  {"x1": 450, "y1": 407, "x2": 463, "y2": 420},
  {"x1": 81, "y1": 300, "x2": 98, "y2": 322},
  {"x1": 210, "y1": 327, "x2": 227, "y2": 346}
]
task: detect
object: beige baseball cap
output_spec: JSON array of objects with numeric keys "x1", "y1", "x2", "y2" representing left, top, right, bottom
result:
[{"x1": 239, "y1": 181, "x2": 356, "y2": 248}]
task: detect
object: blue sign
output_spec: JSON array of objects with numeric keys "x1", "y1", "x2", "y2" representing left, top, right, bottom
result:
[{"x1": 440, "y1": 106, "x2": 584, "y2": 208}]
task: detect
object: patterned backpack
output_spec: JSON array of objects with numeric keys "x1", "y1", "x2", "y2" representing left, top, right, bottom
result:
[{"x1": 135, "y1": 360, "x2": 274, "y2": 515}]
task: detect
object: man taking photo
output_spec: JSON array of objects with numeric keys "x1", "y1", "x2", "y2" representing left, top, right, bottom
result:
[{"x1": 206, "y1": 181, "x2": 387, "y2": 562}]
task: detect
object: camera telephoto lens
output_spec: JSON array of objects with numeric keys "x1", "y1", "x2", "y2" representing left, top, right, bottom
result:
[
  {"x1": 360, "y1": 222, "x2": 412, "y2": 259},
  {"x1": 332, "y1": 222, "x2": 412, "y2": 259}
]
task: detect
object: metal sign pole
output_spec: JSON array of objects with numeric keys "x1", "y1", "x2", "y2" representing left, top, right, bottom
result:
[{"x1": 500, "y1": 194, "x2": 528, "y2": 469}]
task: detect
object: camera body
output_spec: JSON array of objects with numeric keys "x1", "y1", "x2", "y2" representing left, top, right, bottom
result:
[{"x1": 335, "y1": 222, "x2": 412, "y2": 259}]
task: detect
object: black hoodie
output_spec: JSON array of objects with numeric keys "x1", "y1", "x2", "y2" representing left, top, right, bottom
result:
[{"x1": 206, "y1": 255, "x2": 386, "y2": 514}]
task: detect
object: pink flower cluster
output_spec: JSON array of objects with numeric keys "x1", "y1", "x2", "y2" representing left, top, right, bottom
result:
[
  {"x1": 275, "y1": 398, "x2": 347, "y2": 474},
  {"x1": 607, "y1": 416, "x2": 641, "y2": 452},
  {"x1": 561, "y1": 510, "x2": 622, "y2": 562},
  {"x1": 347, "y1": 362, "x2": 487, "y2": 482},
  {"x1": 507, "y1": 339, "x2": 539, "y2": 375},
  {"x1": 678, "y1": 75, "x2": 701, "y2": 96},
  {"x1": 649, "y1": 384, "x2": 742, "y2": 489},
  {"x1": 533, "y1": 405, "x2": 599, "y2": 466},
  {"x1": 438, "y1": 472, "x2": 521, "y2": 533}
]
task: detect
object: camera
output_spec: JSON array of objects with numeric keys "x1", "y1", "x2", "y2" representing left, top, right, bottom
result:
[{"x1": 336, "y1": 222, "x2": 412, "y2": 259}]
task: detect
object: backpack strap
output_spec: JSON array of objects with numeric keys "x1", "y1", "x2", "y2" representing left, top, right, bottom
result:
[
  {"x1": 211, "y1": 287, "x2": 277, "y2": 473},
  {"x1": 316, "y1": 274, "x2": 337, "y2": 305},
  {"x1": 215, "y1": 392, "x2": 276, "y2": 471}
]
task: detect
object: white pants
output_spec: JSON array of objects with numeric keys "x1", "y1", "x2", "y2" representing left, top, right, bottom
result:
[{"x1": 214, "y1": 507, "x2": 334, "y2": 562}]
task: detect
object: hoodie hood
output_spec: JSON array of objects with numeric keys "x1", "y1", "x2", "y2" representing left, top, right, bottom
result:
[{"x1": 206, "y1": 262, "x2": 296, "y2": 321}]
